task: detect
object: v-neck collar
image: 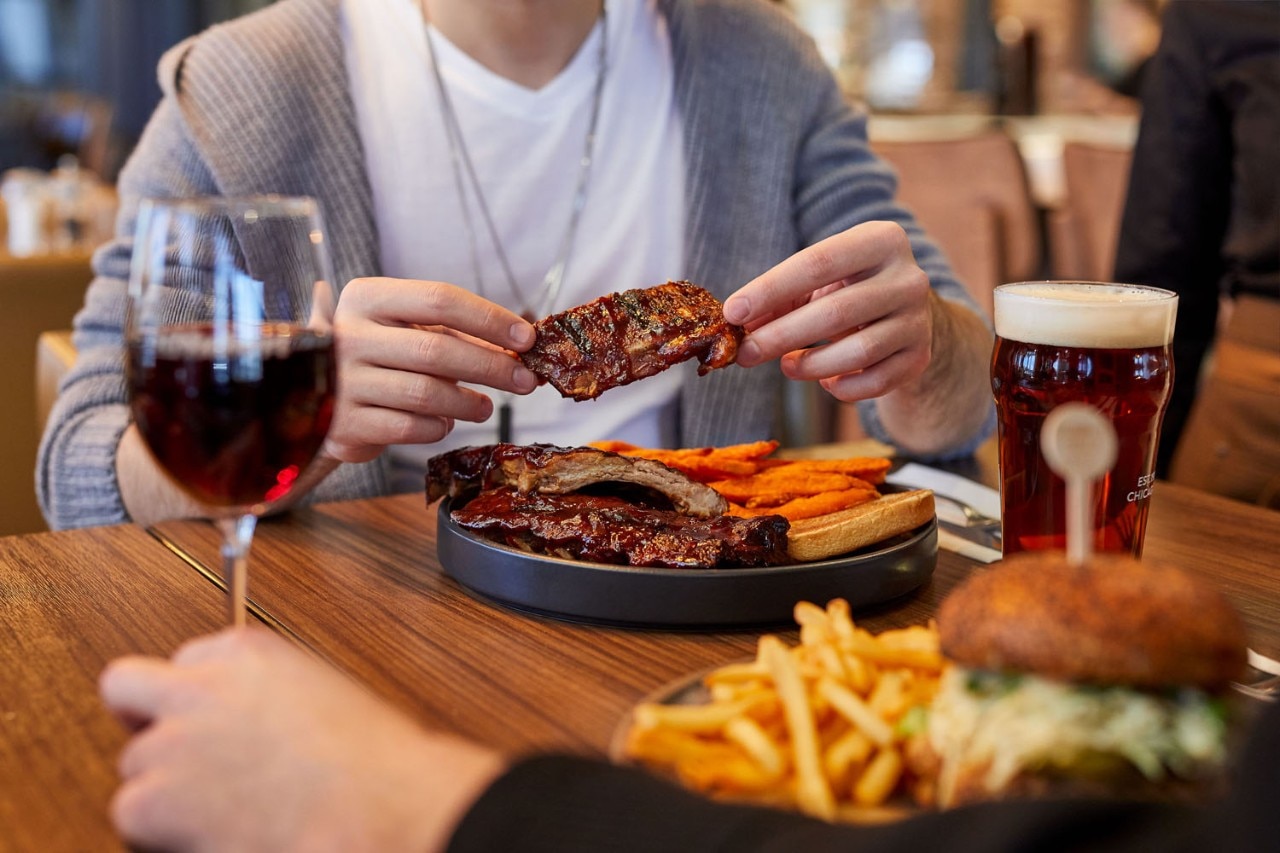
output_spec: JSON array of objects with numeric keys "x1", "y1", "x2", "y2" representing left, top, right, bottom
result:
[{"x1": 423, "y1": 12, "x2": 606, "y2": 121}]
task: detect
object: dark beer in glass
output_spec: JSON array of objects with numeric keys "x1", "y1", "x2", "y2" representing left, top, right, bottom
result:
[{"x1": 991, "y1": 282, "x2": 1178, "y2": 557}]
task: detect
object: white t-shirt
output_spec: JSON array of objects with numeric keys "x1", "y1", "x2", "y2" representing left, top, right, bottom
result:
[{"x1": 341, "y1": 0, "x2": 687, "y2": 490}]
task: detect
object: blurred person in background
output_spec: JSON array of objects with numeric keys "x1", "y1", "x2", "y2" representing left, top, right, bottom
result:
[
  {"x1": 1051, "y1": 0, "x2": 1163, "y2": 116},
  {"x1": 1115, "y1": 0, "x2": 1280, "y2": 507},
  {"x1": 37, "y1": 0, "x2": 995, "y2": 530},
  {"x1": 1095, "y1": 0, "x2": 1162, "y2": 99}
]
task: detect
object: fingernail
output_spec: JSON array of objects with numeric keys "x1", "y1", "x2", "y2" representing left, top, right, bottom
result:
[
  {"x1": 723, "y1": 297, "x2": 750, "y2": 325},
  {"x1": 737, "y1": 339, "x2": 761, "y2": 365},
  {"x1": 510, "y1": 322, "x2": 536, "y2": 348},
  {"x1": 513, "y1": 365, "x2": 538, "y2": 392}
]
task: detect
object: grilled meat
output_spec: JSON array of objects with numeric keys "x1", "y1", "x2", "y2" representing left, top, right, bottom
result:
[
  {"x1": 520, "y1": 281, "x2": 743, "y2": 401},
  {"x1": 425, "y1": 445, "x2": 496, "y2": 503},
  {"x1": 426, "y1": 443, "x2": 729, "y2": 518},
  {"x1": 451, "y1": 488, "x2": 791, "y2": 568}
]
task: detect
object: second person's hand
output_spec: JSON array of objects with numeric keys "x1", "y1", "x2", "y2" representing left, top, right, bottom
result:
[
  {"x1": 723, "y1": 221, "x2": 937, "y2": 403},
  {"x1": 325, "y1": 278, "x2": 540, "y2": 463},
  {"x1": 100, "y1": 628, "x2": 506, "y2": 852}
]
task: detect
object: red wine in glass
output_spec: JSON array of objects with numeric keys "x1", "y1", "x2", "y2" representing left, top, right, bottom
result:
[
  {"x1": 127, "y1": 195, "x2": 338, "y2": 627},
  {"x1": 128, "y1": 323, "x2": 336, "y2": 509}
]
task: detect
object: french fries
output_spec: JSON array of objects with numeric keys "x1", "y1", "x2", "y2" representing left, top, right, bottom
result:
[{"x1": 623, "y1": 599, "x2": 944, "y2": 821}]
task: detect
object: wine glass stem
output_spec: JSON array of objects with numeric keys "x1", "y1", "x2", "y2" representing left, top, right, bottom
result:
[{"x1": 217, "y1": 514, "x2": 259, "y2": 628}]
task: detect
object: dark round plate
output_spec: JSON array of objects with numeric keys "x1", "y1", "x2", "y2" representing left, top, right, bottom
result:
[{"x1": 435, "y1": 499, "x2": 937, "y2": 629}]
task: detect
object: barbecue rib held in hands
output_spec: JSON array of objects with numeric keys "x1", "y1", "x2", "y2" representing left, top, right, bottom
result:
[{"x1": 520, "y1": 281, "x2": 743, "y2": 401}]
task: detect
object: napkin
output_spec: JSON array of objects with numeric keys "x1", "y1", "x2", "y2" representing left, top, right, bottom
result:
[
  {"x1": 886, "y1": 463, "x2": 1003, "y2": 563},
  {"x1": 1249, "y1": 648, "x2": 1280, "y2": 677}
]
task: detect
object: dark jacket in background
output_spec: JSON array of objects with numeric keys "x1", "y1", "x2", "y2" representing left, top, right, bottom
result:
[{"x1": 1114, "y1": 1, "x2": 1280, "y2": 478}]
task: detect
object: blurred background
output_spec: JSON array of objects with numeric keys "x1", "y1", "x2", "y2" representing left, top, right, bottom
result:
[
  {"x1": 0, "y1": 0, "x2": 1163, "y2": 536},
  {"x1": 0, "y1": 0, "x2": 274, "y2": 178},
  {"x1": 0, "y1": 0, "x2": 1159, "y2": 181}
]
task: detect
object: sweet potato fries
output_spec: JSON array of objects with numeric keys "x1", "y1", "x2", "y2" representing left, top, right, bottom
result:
[{"x1": 590, "y1": 440, "x2": 892, "y2": 522}]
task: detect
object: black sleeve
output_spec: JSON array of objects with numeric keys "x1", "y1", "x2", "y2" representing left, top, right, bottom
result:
[
  {"x1": 447, "y1": 755, "x2": 1212, "y2": 853},
  {"x1": 1113, "y1": 3, "x2": 1232, "y2": 476},
  {"x1": 448, "y1": 701, "x2": 1279, "y2": 853}
]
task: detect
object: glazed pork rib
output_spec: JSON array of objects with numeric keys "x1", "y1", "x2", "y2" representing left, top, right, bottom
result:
[
  {"x1": 452, "y1": 488, "x2": 790, "y2": 569},
  {"x1": 520, "y1": 281, "x2": 743, "y2": 401},
  {"x1": 426, "y1": 443, "x2": 729, "y2": 518}
]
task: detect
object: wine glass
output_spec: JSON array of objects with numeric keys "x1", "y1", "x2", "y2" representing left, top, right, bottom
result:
[{"x1": 125, "y1": 196, "x2": 338, "y2": 627}]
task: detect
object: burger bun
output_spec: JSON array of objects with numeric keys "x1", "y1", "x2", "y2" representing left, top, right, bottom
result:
[{"x1": 937, "y1": 551, "x2": 1247, "y2": 689}]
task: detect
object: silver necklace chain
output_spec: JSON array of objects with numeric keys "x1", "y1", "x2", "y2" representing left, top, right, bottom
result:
[{"x1": 421, "y1": 2, "x2": 608, "y2": 322}]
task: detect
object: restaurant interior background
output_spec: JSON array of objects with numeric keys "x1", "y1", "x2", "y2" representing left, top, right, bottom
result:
[{"x1": 0, "y1": 0, "x2": 1160, "y2": 537}]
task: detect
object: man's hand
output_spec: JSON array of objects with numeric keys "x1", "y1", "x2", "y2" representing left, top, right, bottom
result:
[
  {"x1": 326, "y1": 278, "x2": 540, "y2": 463},
  {"x1": 725, "y1": 221, "x2": 992, "y2": 455},
  {"x1": 100, "y1": 628, "x2": 505, "y2": 852}
]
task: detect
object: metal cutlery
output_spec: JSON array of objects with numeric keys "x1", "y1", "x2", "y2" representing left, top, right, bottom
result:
[
  {"x1": 930, "y1": 492, "x2": 1003, "y2": 539},
  {"x1": 1233, "y1": 673, "x2": 1280, "y2": 702},
  {"x1": 1235, "y1": 649, "x2": 1280, "y2": 701}
]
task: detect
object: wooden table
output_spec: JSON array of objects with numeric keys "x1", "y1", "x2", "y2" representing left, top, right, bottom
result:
[
  {"x1": 150, "y1": 481, "x2": 1280, "y2": 759},
  {"x1": 0, "y1": 524, "x2": 231, "y2": 851},
  {"x1": 4, "y1": 479, "x2": 1277, "y2": 849}
]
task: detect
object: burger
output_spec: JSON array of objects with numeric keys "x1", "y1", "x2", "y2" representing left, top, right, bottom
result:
[{"x1": 926, "y1": 551, "x2": 1247, "y2": 807}]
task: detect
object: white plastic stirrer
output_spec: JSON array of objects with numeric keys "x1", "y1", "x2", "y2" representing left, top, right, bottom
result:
[{"x1": 1040, "y1": 403, "x2": 1118, "y2": 566}]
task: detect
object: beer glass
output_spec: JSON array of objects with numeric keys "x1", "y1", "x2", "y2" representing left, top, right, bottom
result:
[{"x1": 991, "y1": 282, "x2": 1177, "y2": 557}]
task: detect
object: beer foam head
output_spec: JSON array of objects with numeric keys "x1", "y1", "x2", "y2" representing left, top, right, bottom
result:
[{"x1": 994, "y1": 282, "x2": 1177, "y2": 348}]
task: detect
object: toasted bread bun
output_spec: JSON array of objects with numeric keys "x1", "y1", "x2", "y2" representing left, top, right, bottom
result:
[
  {"x1": 786, "y1": 489, "x2": 935, "y2": 562},
  {"x1": 937, "y1": 552, "x2": 1247, "y2": 689}
]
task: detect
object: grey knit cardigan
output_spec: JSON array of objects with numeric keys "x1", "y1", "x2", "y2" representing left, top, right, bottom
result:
[{"x1": 36, "y1": 0, "x2": 986, "y2": 530}]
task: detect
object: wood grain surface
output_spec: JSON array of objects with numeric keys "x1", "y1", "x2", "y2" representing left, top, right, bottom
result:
[
  {"x1": 4, "y1": 476, "x2": 1275, "y2": 849},
  {"x1": 0, "y1": 524, "x2": 229, "y2": 851},
  {"x1": 156, "y1": 497, "x2": 767, "y2": 756},
  {"x1": 151, "y1": 480, "x2": 1280, "y2": 762},
  {"x1": 1143, "y1": 483, "x2": 1280, "y2": 659}
]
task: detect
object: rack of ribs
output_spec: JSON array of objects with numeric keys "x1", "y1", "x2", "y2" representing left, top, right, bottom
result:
[
  {"x1": 520, "y1": 281, "x2": 743, "y2": 401},
  {"x1": 451, "y1": 488, "x2": 791, "y2": 569},
  {"x1": 426, "y1": 443, "x2": 728, "y2": 518}
]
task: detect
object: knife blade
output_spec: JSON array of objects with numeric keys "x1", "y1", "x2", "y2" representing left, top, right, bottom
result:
[{"x1": 936, "y1": 524, "x2": 1002, "y2": 563}]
